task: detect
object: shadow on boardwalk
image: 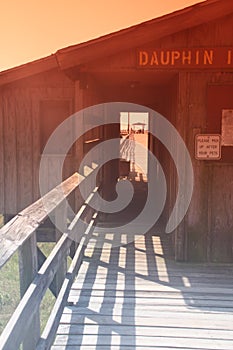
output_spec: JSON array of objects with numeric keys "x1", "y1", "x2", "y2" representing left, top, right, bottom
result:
[{"x1": 52, "y1": 168, "x2": 233, "y2": 349}]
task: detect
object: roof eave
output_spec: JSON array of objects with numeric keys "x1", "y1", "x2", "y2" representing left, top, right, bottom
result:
[
  {"x1": 56, "y1": 0, "x2": 233, "y2": 70},
  {"x1": 0, "y1": 55, "x2": 58, "y2": 87},
  {"x1": 0, "y1": 0, "x2": 233, "y2": 86}
]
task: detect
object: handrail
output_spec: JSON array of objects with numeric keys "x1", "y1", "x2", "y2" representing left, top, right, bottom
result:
[
  {"x1": 0, "y1": 172, "x2": 84, "y2": 268},
  {"x1": 0, "y1": 171, "x2": 99, "y2": 350},
  {"x1": 36, "y1": 213, "x2": 98, "y2": 350}
]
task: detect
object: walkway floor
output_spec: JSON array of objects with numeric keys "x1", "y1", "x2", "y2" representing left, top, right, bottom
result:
[
  {"x1": 52, "y1": 134, "x2": 233, "y2": 349},
  {"x1": 52, "y1": 228, "x2": 233, "y2": 349},
  {"x1": 52, "y1": 133, "x2": 233, "y2": 350}
]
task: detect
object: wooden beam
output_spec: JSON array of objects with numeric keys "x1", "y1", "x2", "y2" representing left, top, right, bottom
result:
[
  {"x1": 54, "y1": 201, "x2": 68, "y2": 296},
  {"x1": 0, "y1": 55, "x2": 57, "y2": 86},
  {"x1": 0, "y1": 172, "x2": 84, "y2": 268},
  {"x1": 56, "y1": 0, "x2": 233, "y2": 70},
  {"x1": 37, "y1": 247, "x2": 57, "y2": 297}
]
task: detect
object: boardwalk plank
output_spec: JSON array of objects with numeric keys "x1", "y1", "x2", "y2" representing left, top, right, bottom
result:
[
  {"x1": 51, "y1": 347, "x2": 230, "y2": 350},
  {"x1": 59, "y1": 313, "x2": 233, "y2": 330},
  {"x1": 53, "y1": 334, "x2": 233, "y2": 349},
  {"x1": 52, "y1": 233, "x2": 233, "y2": 349},
  {"x1": 56, "y1": 324, "x2": 233, "y2": 339}
]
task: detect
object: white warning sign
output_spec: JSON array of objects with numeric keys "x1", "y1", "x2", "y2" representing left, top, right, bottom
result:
[{"x1": 195, "y1": 134, "x2": 221, "y2": 160}]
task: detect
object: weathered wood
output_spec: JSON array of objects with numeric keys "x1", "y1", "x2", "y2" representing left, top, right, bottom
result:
[
  {"x1": 0, "y1": 172, "x2": 84, "y2": 268},
  {"x1": 60, "y1": 307, "x2": 233, "y2": 323},
  {"x1": 54, "y1": 201, "x2": 68, "y2": 296},
  {"x1": 37, "y1": 247, "x2": 57, "y2": 297},
  {"x1": 52, "y1": 334, "x2": 233, "y2": 349},
  {"x1": 18, "y1": 230, "x2": 38, "y2": 293},
  {"x1": 51, "y1": 347, "x2": 231, "y2": 350},
  {"x1": 52, "y1": 233, "x2": 233, "y2": 349},
  {"x1": 36, "y1": 215, "x2": 97, "y2": 350},
  {"x1": 18, "y1": 232, "x2": 40, "y2": 350},
  {"x1": 16, "y1": 88, "x2": 33, "y2": 212},
  {"x1": 0, "y1": 182, "x2": 99, "y2": 349},
  {"x1": 0, "y1": 95, "x2": 4, "y2": 214},
  {"x1": 57, "y1": 324, "x2": 233, "y2": 339},
  {"x1": 0, "y1": 72, "x2": 75, "y2": 214},
  {"x1": 0, "y1": 7, "x2": 233, "y2": 265},
  {"x1": 0, "y1": 233, "x2": 72, "y2": 350},
  {"x1": 209, "y1": 164, "x2": 233, "y2": 262},
  {"x1": 0, "y1": 56, "x2": 57, "y2": 86},
  {"x1": 3, "y1": 93, "x2": 18, "y2": 215},
  {"x1": 56, "y1": 1, "x2": 233, "y2": 70},
  {"x1": 36, "y1": 227, "x2": 56, "y2": 242}
]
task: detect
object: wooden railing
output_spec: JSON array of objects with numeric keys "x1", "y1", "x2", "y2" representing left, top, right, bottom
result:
[{"x1": 0, "y1": 171, "x2": 99, "y2": 350}]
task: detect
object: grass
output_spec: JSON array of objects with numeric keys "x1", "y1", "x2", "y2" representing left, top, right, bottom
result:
[
  {"x1": 0, "y1": 241, "x2": 58, "y2": 336},
  {"x1": 0, "y1": 251, "x2": 20, "y2": 334},
  {"x1": 37, "y1": 242, "x2": 57, "y2": 332},
  {"x1": 0, "y1": 213, "x2": 74, "y2": 344}
]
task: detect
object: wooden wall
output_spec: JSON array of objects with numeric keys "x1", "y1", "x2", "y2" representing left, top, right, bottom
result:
[
  {"x1": 160, "y1": 15, "x2": 233, "y2": 263},
  {"x1": 0, "y1": 12, "x2": 232, "y2": 262},
  {"x1": 184, "y1": 71, "x2": 233, "y2": 262},
  {"x1": 162, "y1": 14, "x2": 233, "y2": 262},
  {"x1": 81, "y1": 13, "x2": 233, "y2": 262},
  {"x1": 0, "y1": 69, "x2": 75, "y2": 215}
]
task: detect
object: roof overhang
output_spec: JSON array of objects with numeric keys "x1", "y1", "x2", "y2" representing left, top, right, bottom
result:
[
  {"x1": 56, "y1": 0, "x2": 233, "y2": 70},
  {"x1": 0, "y1": 0, "x2": 233, "y2": 86}
]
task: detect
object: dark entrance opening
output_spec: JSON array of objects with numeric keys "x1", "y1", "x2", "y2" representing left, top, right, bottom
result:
[{"x1": 86, "y1": 71, "x2": 178, "y2": 258}]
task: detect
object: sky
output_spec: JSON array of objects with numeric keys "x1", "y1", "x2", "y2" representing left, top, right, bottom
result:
[
  {"x1": 121, "y1": 112, "x2": 149, "y2": 131},
  {"x1": 0, "y1": 0, "x2": 204, "y2": 71}
]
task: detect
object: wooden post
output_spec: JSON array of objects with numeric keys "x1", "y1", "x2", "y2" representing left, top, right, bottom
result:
[
  {"x1": 174, "y1": 72, "x2": 189, "y2": 261},
  {"x1": 18, "y1": 231, "x2": 40, "y2": 350},
  {"x1": 54, "y1": 201, "x2": 68, "y2": 296}
]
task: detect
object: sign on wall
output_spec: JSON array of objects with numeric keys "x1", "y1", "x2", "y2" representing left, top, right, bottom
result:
[
  {"x1": 195, "y1": 134, "x2": 221, "y2": 160},
  {"x1": 137, "y1": 47, "x2": 233, "y2": 69}
]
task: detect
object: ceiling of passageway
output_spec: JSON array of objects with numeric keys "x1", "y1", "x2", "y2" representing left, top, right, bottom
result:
[{"x1": 91, "y1": 70, "x2": 177, "y2": 88}]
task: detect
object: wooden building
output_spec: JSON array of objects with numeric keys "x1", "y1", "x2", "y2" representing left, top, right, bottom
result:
[{"x1": 0, "y1": 0, "x2": 233, "y2": 263}]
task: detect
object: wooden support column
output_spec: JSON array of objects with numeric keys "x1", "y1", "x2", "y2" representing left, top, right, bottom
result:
[
  {"x1": 102, "y1": 115, "x2": 120, "y2": 202},
  {"x1": 18, "y1": 231, "x2": 40, "y2": 350},
  {"x1": 174, "y1": 72, "x2": 189, "y2": 261}
]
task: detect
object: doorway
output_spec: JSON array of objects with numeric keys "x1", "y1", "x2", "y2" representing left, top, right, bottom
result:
[{"x1": 120, "y1": 111, "x2": 149, "y2": 180}]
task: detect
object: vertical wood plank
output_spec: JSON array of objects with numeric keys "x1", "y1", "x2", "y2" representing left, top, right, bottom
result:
[
  {"x1": 174, "y1": 72, "x2": 189, "y2": 261},
  {"x1": 3, "y1": 91, "x2": 18, "y2": 215},
  {"x1": 210, "y1": 165, "x2": 233, "y2": 262},
  {"x1": 74, "y1": 80, "x2": 84, "y2": 214},
  {"x1": 0, "y1": 93, "x2": 4, "y2": 214},
  {"x1": 16, "y1": 88, "x2": 33, "y2": 211},
  {"x1": 186, "y1": 71, "x2": 211, "y2": 262},
  {"x1": 18, "y1": 231, "x2": 40, "y2": 350},
  {"x1": 207, "y1": 164, "x2": 213, "y2": 263},
  {"x1": 31, "y1": 92, "x2": 41, "y2": 203}
]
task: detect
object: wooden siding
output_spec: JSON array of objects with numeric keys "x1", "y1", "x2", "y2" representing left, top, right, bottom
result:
[
  {"x1": 0, "y1": 69, "x2": 75, "y2": 215},
  {"x1": 84, "y1": 13, "x2": 232, "y2": 70},
  {"x1": 0, "y1": 93, "x2": 4, "y2": 214}
]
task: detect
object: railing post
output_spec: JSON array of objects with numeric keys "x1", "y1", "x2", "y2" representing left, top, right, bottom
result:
[
  {"x1": 18, "y1": 231, "x2": 40, "y2": 350},
  {"x1": 54, "y1": 201, "x2": 68, "y2": 296}
]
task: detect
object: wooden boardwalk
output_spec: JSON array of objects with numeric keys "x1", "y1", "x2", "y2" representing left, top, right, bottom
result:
[{"x1": 52, "y1": 229, "x2": 233, "y2": 349}]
